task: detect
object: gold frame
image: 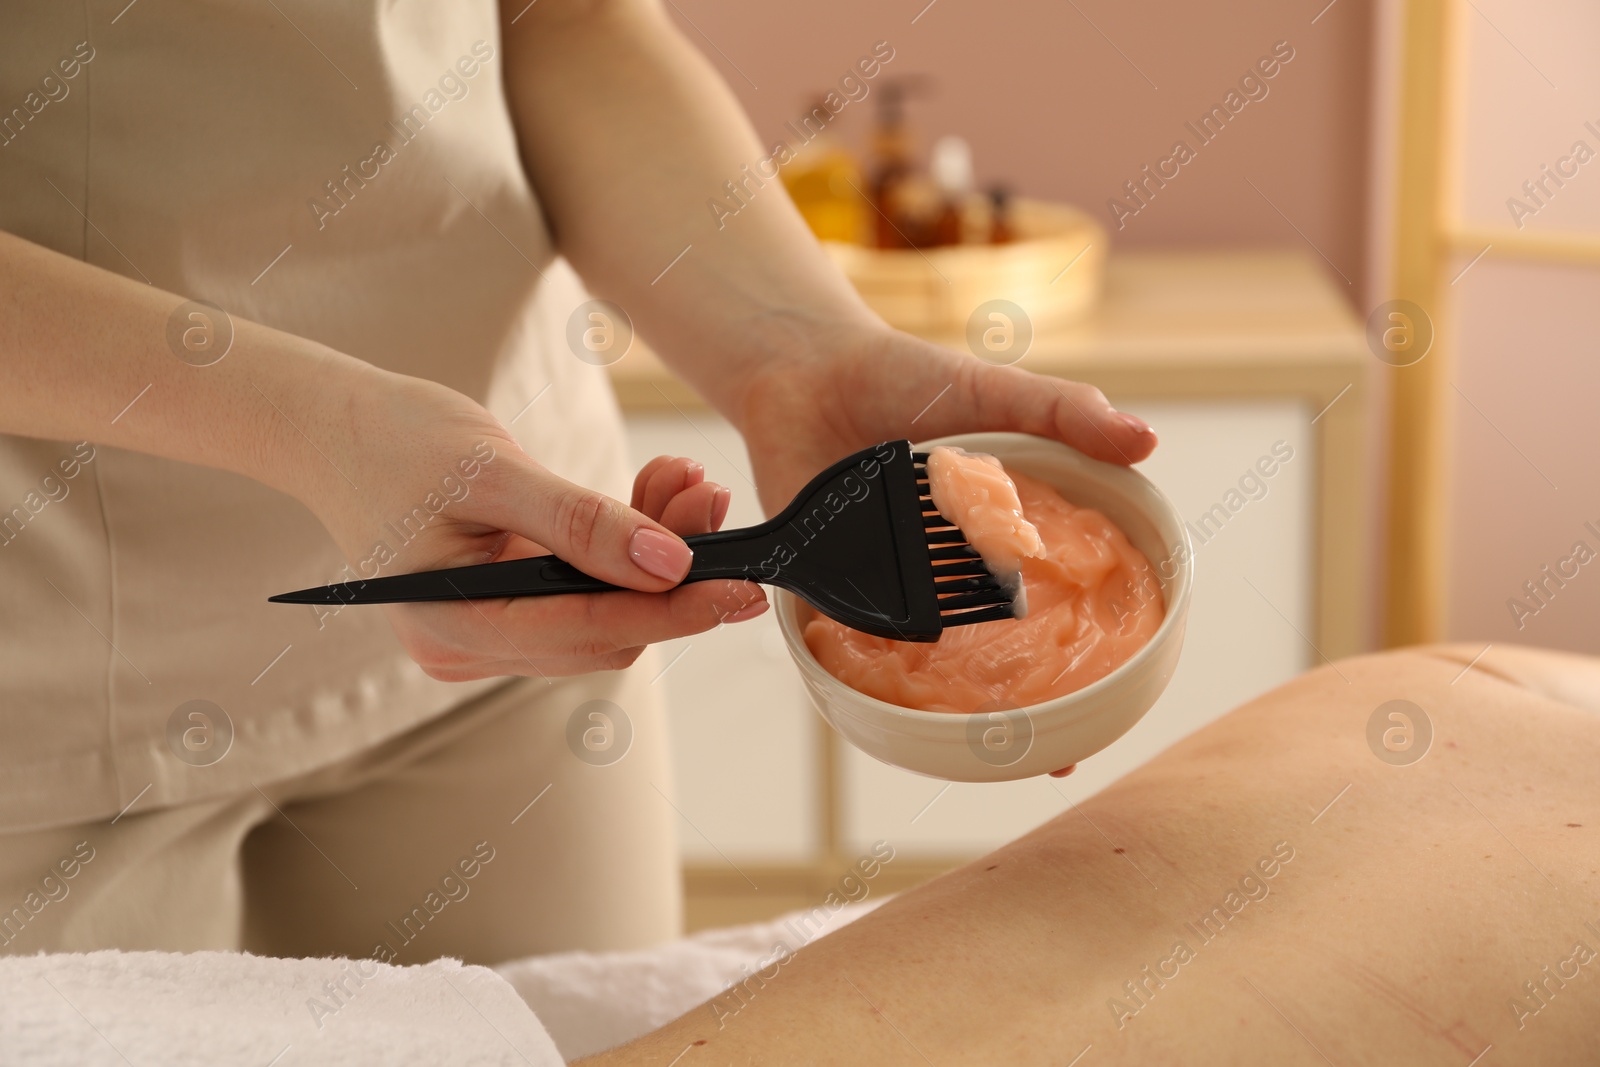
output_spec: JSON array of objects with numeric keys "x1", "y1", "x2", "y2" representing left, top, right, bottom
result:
[
  {"x1": 1383, "y1": 2, "x2": 1598, "y2": 644},
  {"x1": 1452, "y1": 229, "x2": 1600, "y2": 266},
  {"x1": 1382, "y1": 0, "x2": 1457, "y2": 646}
]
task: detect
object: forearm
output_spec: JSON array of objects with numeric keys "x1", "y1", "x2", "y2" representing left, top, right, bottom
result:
[
  {"x1": 0, "y1": 229, "x2": 375, "y2": 508},
  {"x1": 499, "y1": 0, "x2": 880, "y2": 423}
]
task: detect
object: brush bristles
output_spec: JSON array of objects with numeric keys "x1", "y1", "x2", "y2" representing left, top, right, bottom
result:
[
  {"x1": 939, "y1": 603, "x2": 1018, "y2": 627},
  {"x1": 917, "y1": 471, "x2": 1019, "y2": 628}
]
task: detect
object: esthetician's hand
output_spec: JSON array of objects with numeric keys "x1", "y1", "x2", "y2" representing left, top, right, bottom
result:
[
  {"x1": 301, "y1": 370, "x2": 765, "y2": 681},
  {"x1": 735, "y1": 323, "x2": 1157, "y2": 515},
  {"x1": 735, "y1": 324, "x2": 1142, "y2": 778}
]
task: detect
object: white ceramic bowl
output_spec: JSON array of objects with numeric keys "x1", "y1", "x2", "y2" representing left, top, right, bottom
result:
[{"x1": 777, "y1": 432, "x2": 1193, "y2": 782}]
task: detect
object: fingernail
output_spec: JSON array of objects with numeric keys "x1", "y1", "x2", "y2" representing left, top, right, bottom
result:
[
  {"x1": 1117, "y1": 411, "x2": 1154, "y2": 435},
  {"x1": 710, "y1": 486, "x2": 731, "y2": 529},
  {"x1": 629, "y1": 527, "x2": 692, "y2": 582},
  {"x1": 722, "y1": 598, "x2": 769, "y2": 623},
  {"x1": 685, "y1": 461, "x2": 705, "y2": 487}
]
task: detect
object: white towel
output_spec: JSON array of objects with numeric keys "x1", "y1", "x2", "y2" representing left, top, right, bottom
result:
[
  {"x1": 496, "y1": 899, "x2": 882, "y2": 1060},
  {"x1": 0, "y1": 902, "x2": 883, "y2": 1065},
  {"x1": 0, "y1": 950, "x2": 562, "y2": 1067}
]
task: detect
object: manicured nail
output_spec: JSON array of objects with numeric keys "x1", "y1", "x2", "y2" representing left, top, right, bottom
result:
[
  {"x1": 710, "y1": 486, "x2": 731, "y2": 530},
  {"x1": 722, "y1": 598, "x2": 769, "y2": 623},
  {"x1": 629, "y1": 527, "x2": 692, "y2": 582},
  {"x1": 1117, "y1": 411, "x2": 1154, "y2": 435}
]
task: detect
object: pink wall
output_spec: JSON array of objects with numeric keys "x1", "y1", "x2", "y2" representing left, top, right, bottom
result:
[
  {"x1": 1441, "y1": 0, "x2": 1600, "y2": 655},
  {"x1": 668, "y1": 0, "x2": 1375, "y2": 294},
  {"x1": 1447, "y1": 258, "x2": 1600, "y2": 653}
]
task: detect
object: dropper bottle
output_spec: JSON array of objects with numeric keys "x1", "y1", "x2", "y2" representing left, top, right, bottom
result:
[
  {"x1": 931, "y1": 135, "x2": 974, "y2": 246},
  {"x1": 868, "y1": 82, "x2": 916, "y2": 248},
  {"x1": 987, "y1": 184, "x2": 1015, "y2": 244}
]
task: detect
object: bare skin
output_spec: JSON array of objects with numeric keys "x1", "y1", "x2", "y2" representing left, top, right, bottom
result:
[{"x1": 584, "y1": 645, "x2": 1600, "y2": 1066}]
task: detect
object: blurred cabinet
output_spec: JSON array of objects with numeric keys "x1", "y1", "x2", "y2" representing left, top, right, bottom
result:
[{"x1": 611, "y1": 250, "x2": 1369, "y2": 928}]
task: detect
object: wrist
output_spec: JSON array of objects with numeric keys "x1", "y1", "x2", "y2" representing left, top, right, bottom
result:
[
  {"x1": 233, "y1": 330, "x2": 389, "y2": 514},
  {"x1": 726, "y1": 312, "x2": 893, "y2": 437}
]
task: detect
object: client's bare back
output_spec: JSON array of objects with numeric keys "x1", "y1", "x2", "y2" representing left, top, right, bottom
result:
[{"x1": 586, "y1": 645, "x2": 1600, "y2": 1066}]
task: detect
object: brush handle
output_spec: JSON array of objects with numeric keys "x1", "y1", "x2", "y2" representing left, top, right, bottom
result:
[
  {"x1": 466, "y1": 524, "x2": 788, "y2": 594},
  {"x1": 267, "y1": 523, "x2": 791, "y2": 605}
]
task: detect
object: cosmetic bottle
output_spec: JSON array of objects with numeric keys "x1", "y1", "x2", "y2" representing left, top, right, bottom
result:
[
  {"x1": 987, "y1": 184, "x2": 1015, "y2": 244},
  {"x1": 931, "y1": 135, "x2": 973, "y2": 247},
  {"x1": 782, "y1": 96, "x2": 866, "y2": 244},
  {"x1": 868, "y1": 83, "x2": 919, "y2": 248}
]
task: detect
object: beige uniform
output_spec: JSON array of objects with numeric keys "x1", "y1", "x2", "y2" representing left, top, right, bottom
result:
[{"x1": 0, "y1": 1, "x2": 678, "y2": 960}]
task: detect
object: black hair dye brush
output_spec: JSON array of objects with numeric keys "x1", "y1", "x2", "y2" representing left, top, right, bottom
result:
[{"x1": 270, "y1": 440, "x2": 1015, "y2": 641}]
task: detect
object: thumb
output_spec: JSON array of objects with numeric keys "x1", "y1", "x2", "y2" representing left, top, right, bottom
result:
[
  {"x1": 937, "y1": 359, "x2": 1157, "y2": 465},
  {"x1": 483, "y1": 458, "x2": 693, "y2": 591}
]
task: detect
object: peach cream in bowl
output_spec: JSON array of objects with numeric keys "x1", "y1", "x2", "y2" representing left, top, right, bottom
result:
[{"x1": 777, "y1": 432, "x2": 1193, "y2": 783}]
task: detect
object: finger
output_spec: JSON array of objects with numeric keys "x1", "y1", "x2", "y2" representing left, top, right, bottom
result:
[
  {"x1": 657, "y1": 481, "x2": 731, "y2": 536},
  {"x1": 937, "y1": 358, "x2": 1158, "y2": 466},
  {"x1": 494, "y1": 578, "x2": 769, "y2": 656},
  {"x1": 709, "y1": 484, "x2": 731, "y2": 530},
  {"x1": 479, "y1": 457, "x2": 692, "y2": 590},
  {"x1": 630, "y1": 456, "x2": 681, "y2": 511},
  {"x1": 394, "y1": 577, "x2": 769, "y2": 679},
  {"x1": 639, "y1": 457, "x2": 704, "y2": 520},
  {"x1": 535, "y1": 648, "x2": 648, "y2": 675},
  {"x1": 420, "y1": 650, "x2": 647, "y2": 682},
  {"x1": 578, "y1": 579, "x2": 769, "y2": 648}
]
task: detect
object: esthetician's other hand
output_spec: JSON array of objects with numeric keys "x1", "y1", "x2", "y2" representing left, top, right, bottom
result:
[
  {"x1": 734, "y1": 323, "x2": 1143, "y2": 779},
  {"x1": 302, "y1": 371, "x2": 766, "y2": 681},
  {"x1": 735, "y1": 323, "x2": 1157, "y2": 515}
]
